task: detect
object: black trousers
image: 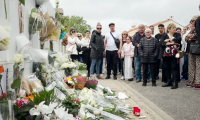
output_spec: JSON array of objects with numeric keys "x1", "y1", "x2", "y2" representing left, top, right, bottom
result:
[
  {"x1": 143, "y1": 63, "x2": 156, "y2": 83},
  {"x1": 106, "y1": 50, "x2": 118, "y2": 76},
  {"x1": 155, "y1": 59, "x2": 160, "y2": 77},
  {"x1": 83, "y1": 49, "x2": 91, "y2": 77},
  {"x1": 163, "y1": 57, "x2": 180, "y2": 83},
  {"x1": 71, "y1": 55, "x2": 78, "y2": 62},
  {"x1": 118, "y1": 57, "x2": 121, "y2": 72},
  {"x1": 162, "y1": 59, "x2": 167, "y2": 83}
]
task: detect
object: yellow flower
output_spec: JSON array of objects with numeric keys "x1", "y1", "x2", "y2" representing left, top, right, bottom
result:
[{"x1": 67, "y1": 78, "x2": 72, "y2": 81}]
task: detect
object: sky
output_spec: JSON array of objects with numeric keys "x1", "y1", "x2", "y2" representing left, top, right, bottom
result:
[{"x1": 50, "y1": 0, "x2": 200, "y2": 35}]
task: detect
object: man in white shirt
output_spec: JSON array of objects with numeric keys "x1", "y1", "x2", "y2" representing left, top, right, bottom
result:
[{"x1": 104, "y1": 23, "x2": 122, "y2": 80}]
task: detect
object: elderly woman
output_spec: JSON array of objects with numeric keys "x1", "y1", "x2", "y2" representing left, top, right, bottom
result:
[
  {"x1": 185, "y1": 15, "x2": 200, "y2": 89},
  {"x1": 160, "y1": 23, "x2": 181, "y2": 89},
  {"x1": 139, "y1": 28, "x2": 158, "y2": 86}
]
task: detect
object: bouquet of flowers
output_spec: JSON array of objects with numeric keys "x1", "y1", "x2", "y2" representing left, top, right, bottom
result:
[
  {"x1": 60, "y1": 62, "x2": 76, "y2": 77},
  {"x1": 29, "y1": 8, "x2": 42, "y2": 35},
  {"x1": 73, "y1": 76, "x2": 87, "y2": 90},
  {"x1": 64, "y1": 77, "x2": 75, "y2": 89},
  {"x1": 61, "y1": 94, "x2": 81, "y2": 117},
  {"x1": 74, "y1": 61, "x2": 88, "y2": 76},
  {"x1": 85, "y1": 80, "x2": 98, "y2": 90}
]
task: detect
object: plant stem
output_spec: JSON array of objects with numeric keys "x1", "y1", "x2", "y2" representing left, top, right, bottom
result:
[{"x1": 4, "y1": 0, "x2": 7, "y2": 19}]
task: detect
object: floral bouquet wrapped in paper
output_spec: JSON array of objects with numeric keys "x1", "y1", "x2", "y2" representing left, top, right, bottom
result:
[
  {"x1": 61, "y1": 62, "x2": 77, "y2": 77},
  {"x1": 85, "y1": 80, "x2": 98, "y2": 90},
  {"x1": 74, "y1": 61, "x2": 88, "y2": 76},
  {"x1": 59, "y1": 26, "x2": 67, "y2": 40},
  {"x1": 29, "y1": 8, "x2": 42, "y2": 35},
  {"x1": 73, "y1": 76, "x2": 87, "y2": 90}
]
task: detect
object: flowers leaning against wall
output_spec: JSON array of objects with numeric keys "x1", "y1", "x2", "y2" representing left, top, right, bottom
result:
[{"x1": 29, "y1": 8, "x2": 42, "y2": 35}]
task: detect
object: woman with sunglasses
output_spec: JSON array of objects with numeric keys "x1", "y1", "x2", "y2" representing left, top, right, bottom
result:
[
  {"x1": 66, "y1": 28, "x2": 82, "y2": 61},
  {"x1": 185, "y1": 15, "x2": 200, "y2": 89},
  {"x1": 76, "y1": 33, "x2": 84, "y2": 63},
  {"x1": 120, "y1": 31, "x2": 128, "y2": 80},
  {"x1": 90, "y1": 22, "x2": 105, "y2": 79},
  {"x1": 81, "y1": 30, "x2": 91, "y2": 77}
]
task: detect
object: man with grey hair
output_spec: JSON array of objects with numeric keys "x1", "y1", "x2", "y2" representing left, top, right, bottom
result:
[
  {"x1": 133, "y1": 24, "x2": 150, "y2": 82},
  {"x1": 139, "y1": 28, "x2": 159, "y2": 86}
]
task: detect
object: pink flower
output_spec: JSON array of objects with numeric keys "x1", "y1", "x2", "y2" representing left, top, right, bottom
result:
[
  {"x1": 78, "y1": 76, "x2": 83, "y2": 82},
  {"x1": 75, "y1": 99, "x2": 80, "y2": 103},
  {"x1": 93, "y1": 110, "x2": 100, "y2": 115}
]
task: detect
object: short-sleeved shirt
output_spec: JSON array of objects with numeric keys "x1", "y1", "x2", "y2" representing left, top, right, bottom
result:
[{"x1": 105, "y1": 32, "x2": 122, "y2": 51}]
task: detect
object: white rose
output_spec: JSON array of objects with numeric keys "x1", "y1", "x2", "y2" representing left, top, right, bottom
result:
[
  {"x1": 55, "y1": 57, "x2": 60, "y2": 63},
  {"x1": 31, "y1": 12, "x2": 37, "y2": 18},
  {"x1": 68, "y1": 80, "x2": 74, "y2": 85},
  {"x1": 60, "y1": 63, "x2": 68, "y2": 70},
  {"x1": 99, "y1": 107, "x2": 103, "y2": 111},
  {"x1": 90, "y1": 101, "x2": 96, "y2": 106},
  {"x1": 14, "y1": 54, "x2": 24, "y2": 64},
  {"x1": 68, "y1": 63, "x2": 73, "y2": 68},
  {"x1": 55, "y1": 0, "x2": 59, "y2": 4},
  {"x1": 65, "y1": 59, "x2": 69, "y2": 63}
]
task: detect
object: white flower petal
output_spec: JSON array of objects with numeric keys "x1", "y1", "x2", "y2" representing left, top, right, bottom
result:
[
  {"x1": 29, "y1": 108, "x2": 40, "y2": 116},
  {"x1": 54, "y1": 107, "x2": 66, "y2": 119}
]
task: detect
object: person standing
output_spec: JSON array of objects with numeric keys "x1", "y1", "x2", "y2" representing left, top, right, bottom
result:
[
  {"x1": 90, "y1": 23, "x2": 104, "y2": 79},
  {"x1": 121, "y1": 36, "x2": 135, "y2": 81},
  {"x1": 81, "y1": 30, "x2": 91, "y2": 77},
  {"x1": 149, "y1": 25, "x2": 155, "y2": 37},
  {"x1": 120, "y1": 31, "x2": 128, "y2": 80},
  {"x1": 104, "y1": 23, "x2": 122, "y2": 80},
  {"x1": 66, "y1": 28, "x2": 82, "y2": 61},
  {"x1": 155, "y1": 24, "x2": 165, "y2": 81},
  {"x1": 139, "y1": 29, "x2": 159, "y2": 86},
  {"x1": 185, "y1": 16, "x2": 200, "y2": 89},
  {"x1": 77, "y1": 33, "x2": 84, "y2": 63},
  {"x1": 176, "y1": 27, "x2": 182, "y2": 34},
  {"x1": 133, "y1": 24, "x2": 150, "y2": 83},
  {"x1": 160, "y1": 23, "x2": 181, "y2": 89}
]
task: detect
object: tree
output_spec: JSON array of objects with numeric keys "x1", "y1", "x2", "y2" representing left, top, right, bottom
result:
[{"x1": 60, "y1": 15, "x2": 91, "y2": 36}]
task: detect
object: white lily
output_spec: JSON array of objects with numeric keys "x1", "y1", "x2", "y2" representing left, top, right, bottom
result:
[
  {"x1": 29, "y1": 101, "x2": 58, "y2": 116},
  {"x1": 54, "y1": 107, "x2": 74, "y2": 120}
]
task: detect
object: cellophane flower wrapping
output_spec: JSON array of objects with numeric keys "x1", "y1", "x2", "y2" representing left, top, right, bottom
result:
[
  {"x1": 35, "y1": 0, "x2": 50, "y2": 5},
  {"x1": 29, "y1": 8, "x2": 42, "y2": 35},
  {"x1": 73, "y1": 76, "x2": 87, "y2": 90},
  {"x1": 85, "y1": 80, "x2": 98, "y2": 90}
]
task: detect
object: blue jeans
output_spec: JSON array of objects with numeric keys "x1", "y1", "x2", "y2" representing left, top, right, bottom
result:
[
  {"x1": 90, "y1": 59, "x2": 101, "y2": 75},
  {"x1": 135, "y1": 56, "x2": 150, "y2": 80},
  {"x1": 79, "y1": 54, "x2": 84, "y2": 63},
  {"x1": 182, "y1": 55, "x2": 188, "y2": 79}
]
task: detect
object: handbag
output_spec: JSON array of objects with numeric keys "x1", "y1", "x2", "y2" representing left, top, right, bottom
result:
[
  {"x1": 110, "y1": 32, "x2": 120, "y2": 49},
  {"x1": 163, "y1": 43, "x2": 180, "y2": 57},
  {"x1": 76, "y1": 44, "x2": 82, "y2": 52},
  {"x1": 190, "y1": 41, "x2": 200, "y2": 55},
  {"x1": 81, "y1": 47, "x2": 88, "y2": 52}
]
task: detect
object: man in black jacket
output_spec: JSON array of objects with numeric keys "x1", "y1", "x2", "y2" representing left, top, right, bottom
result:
[
  {"x1": 196, "y1": 5, "x2": 200, "y2": 46},
  {"x1": 133, "y1": 24, "x2": 150, "y2": 82},
  {"x1": 155, "y1": 24, "x2": 165, "y2": 81}
]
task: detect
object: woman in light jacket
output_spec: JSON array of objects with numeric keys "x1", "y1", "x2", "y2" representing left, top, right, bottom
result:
[
  {"x1": 66, "y1": 28, "x2": 82, "y2": 61},
  {"x1": 77, "y1": 33, "x2": 84, "y2": 63}
]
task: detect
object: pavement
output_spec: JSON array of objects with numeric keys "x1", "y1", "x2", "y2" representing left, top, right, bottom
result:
[
  {"x1": 100, "y1": 73, "x2": 200, "y2": 120},
  {"x1": 99, "y1": 77, "x2": 174, "y2": 120}
]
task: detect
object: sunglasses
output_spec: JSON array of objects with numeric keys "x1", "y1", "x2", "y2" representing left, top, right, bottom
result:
[
  {"x1": 190, "y1": 20, "x2": 195, "y2": 23},
  {"x1": 78, "y1": 36, "x2": 82, "y2": 37},
  {"x1": 71, "y1": 31, "x2": 76, "y2": 33},
  {"x1": 123, "y1": 34, "x2": 128, "y2": 35},
  {"x1": 97, "y1": 28, "x2": 102, "y2": 30}
]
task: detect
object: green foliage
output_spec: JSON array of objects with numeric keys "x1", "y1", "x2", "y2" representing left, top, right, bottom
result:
[
  {"x1": 103, "y1": 89, "x2": 116, "y2": 96},
  {"x1": 11, "y1": 79, "x2": 21, "y2": 89},
  {"x1": 29, "y1": 88, "x2": 55, "y2": 106},
  {"x1": 19, "y1": 0, "x2": 25, "y2": 5},
  {"x1": 61, "y1": 94, "x2": 81, "y2": 117},
  {"x1": 56, "y1": 12, "x2": 91, "y2": 36}
]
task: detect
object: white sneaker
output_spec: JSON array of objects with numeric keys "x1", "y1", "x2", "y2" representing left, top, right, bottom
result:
[{"x1": 121, "y1": 76, "x2": 125, "y2": 80}]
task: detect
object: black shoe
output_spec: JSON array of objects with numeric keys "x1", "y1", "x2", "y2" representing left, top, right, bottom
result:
[
  {"x1": 156, "y1": 76, "x2": 159, "y2": 80},
  {"x1": 142, "y1": 83, "x2": 147, "y2": 86},
  {"x1": 136, "y1": 79, "x2": 141, "y2": 83},
  {"x1": 162, "y1": 79, "x2": 172, "y2": 87},
  {"x1": 171, "y1": 83, "x2": 178, "y2": 89},
  {"x1": 113, "y1": 76, "x2": 117, "y2": 80},
  {"x1": 152, "y1": 83, "x2": 157, "y2": 86},
  {"x1": 128, "y1": 78, "x2": 133, "y2": 81},
  {"x1": 105, "y1": 76, "x2": 110, "y2": 79}
]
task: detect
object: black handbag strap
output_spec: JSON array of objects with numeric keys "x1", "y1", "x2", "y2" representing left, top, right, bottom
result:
[{"x1": 110, "y1": 32, "x2": 116, "y2": 40}]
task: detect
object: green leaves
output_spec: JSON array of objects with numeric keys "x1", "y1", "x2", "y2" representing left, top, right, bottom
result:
[
  {"x1": 0, "y1": 75, "x2": 2, "y2": 80},
  {"x1": 19, "y1": 0, "x2": 25, "y2": 5},
  {"x1": 11, "y1": 79, "x2": 21, "y2": 89}
]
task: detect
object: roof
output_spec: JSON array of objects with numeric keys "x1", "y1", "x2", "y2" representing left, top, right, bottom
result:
[{"x1": 127, "y1": 19, "x2": 172, "y2": 33}]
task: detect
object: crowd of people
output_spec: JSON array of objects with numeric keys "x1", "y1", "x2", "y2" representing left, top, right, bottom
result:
[{"x1": 62, "y1": 14, "x2": 200, "y2": 90}]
